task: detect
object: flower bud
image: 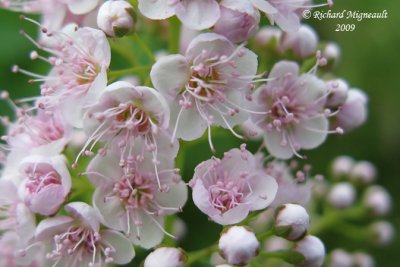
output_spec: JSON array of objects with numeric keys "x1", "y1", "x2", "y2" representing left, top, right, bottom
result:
[
  {"x1": 254, "y1": 26, "x2": 282, "y2": 47},
  {"x1": 336, "y1": 89, "x2": 368, "y2": 131},
  {"x1": 353, "y1": 252, "x2": 375, "y2": 267},
  {"x1": 97, "y1": 0, "x2": 135, "y2": 37},
  {"x1": 294, "y1": 235, "x2": 325, "y2": 267},
  {"x1": 350, "y1": 161, "x2": 376, "y2": 184},
  {"x1": 213, "y1": 0, "x2": 260, "y2": 43},
  {"x1": 328, "y1": 249, "x2": 353, "y2": 267},
  {"x1": 364, "y1": 185, "x2": 391, "y2": 216},
  {"x1": 144, "y1": 247, "x2": 186, "y2": 267},
  {"x1": 328, "y1": 182, "x2": 356, "y2": 209},
  {"x1": 280, "y1": 25, "x2": 318, "y2": 58},
  {"x1": 325, "y1": 79, "x2": 349, "y2": 108},
  {"x1": 369, "y1": 221, "x2": 395, "y2": 246},
  {"x1": 274, "y1": 204, "x2": 310, "y2": 241},
  {"x1": 323, "y1": 42, "x2": 341, "y2": 63},
  {"x1": 331, "y1": 156, "x2": 354, "y2": 178},
  {"x1": 219, "y1": 226, "x2": 260, "y2": 265}
]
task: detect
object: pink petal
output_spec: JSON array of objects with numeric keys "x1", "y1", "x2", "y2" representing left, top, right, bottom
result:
[{"x1": 175, "y1": 0, "x2": 220, "y2": 30}]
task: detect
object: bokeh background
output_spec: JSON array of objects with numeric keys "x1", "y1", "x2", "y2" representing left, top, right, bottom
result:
[{"x1": 0, "y1": 0, "x2": 399, "y2": 266}]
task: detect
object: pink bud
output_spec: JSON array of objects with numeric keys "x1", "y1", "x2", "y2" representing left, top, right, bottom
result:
[
  {"x1": 219, "y1": 226, "x2": 260, "y2": 265},
  {"x1": 295, "y1": 235, "x2": 325, "y2": 267},
  {"x1": 364, "y1": 185, "x2": 391, "y2": 216},
  {"x1": 144, "y1": 247, "x2": 186, "y2": 267},
  {"x1": 274, "y1": 203, "x2": 310, "y2": 241},
  {"x1": 280, "y1": 25, "x2": 318, "y2": 58},
  {"x1": 350, "y1": 161, "x2": 376, "y2": 184},
  {"x1": 325, "y1": 79, "x2": 349, "y2": 108},
  {"x1": 331, "y1": 155, "x2": 355, "y2": 178},
  {"x1": 336, "y1": 89, "x2": 368, "y2": 131},
  {"x1": 328, "y1": 182, "x2": 356, "y2": 209},
  {"x1": 97, "y1": 0, "x2": 135, "y2": 37}
]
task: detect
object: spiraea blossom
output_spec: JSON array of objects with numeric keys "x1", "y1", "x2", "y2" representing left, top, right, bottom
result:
[
  {"x1": 14, "y1": 26, "x2": 110, "y2": 128},
  {"x1": 138, "y1": 0, "x2": 221, "y2": 30},
  {"x1": 250, "y1": 0, "x2": 333, "y2": 32},
  {"x1": 4, "y1": 107, "x2": 71, "y2": 157},
  {"x1": 18, "y1": 155, "x2": 71, "y2": 216},
  {"x1": 151, "y1": 33, "x2": 258, "y2": 149},
  {"x1": 35, "y1": 202, "x2": 134, "y2": 267},
  {"x1": 81, "y1": 81, "x2": 173, "y2": 172},
  {"x1": 87, "y1": 141, "x2": 187, "y2": 249},
  {"x1": 250, "y1": 60, "x2": 340, "y2": 159},
  {"x1": 190, "y1": 145, "x2": 277, "y2": 225}
]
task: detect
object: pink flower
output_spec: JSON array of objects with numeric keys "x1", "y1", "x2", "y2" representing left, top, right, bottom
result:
[
  {"x1": 213, "y1": 0, "x2": 260, "y2": 43},
  {"x1": 250, "y1": 61, "x2": 337, "y2": 159},
  {"x1": 15, "y1": 27, "x2": 110, "y2": 128},
  {"x1": 138, "y1": 0, "x2": 221, "y2": 30},
  {"x1": 150, "y1": 33, "x2": 258, "y2": 149},
  {"x1": 86, "y1": 141, "x2": 187, "y2": 249},
  {"x1": 35, "y1": 202, "x2": 135, "y2": 267},
  {"x1": 6, "y1": 109, "x2": 71, "y2": 156},
  {"x1": 190, "y1": 145, "x2": 277, "y2": 225},
  {"x1": 19, "y1": 155, "x2": 71, "y2": 216}
]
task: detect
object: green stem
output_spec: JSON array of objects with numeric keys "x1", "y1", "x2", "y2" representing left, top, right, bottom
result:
[
  {"x1": 108, "y1": 65, "x2": 151, "y2": 80},
  {"x1": 132, "y1": 32, "x2": 156, "y2": 63},
  {"x1": 257, "y1": 228, "x2": 275, "y2": 241},
  {"x1": 187, "y1": 244, "x2": 218, "y2": 266},
  {"x1": 257, "y1": 250, "x2": 305, "y2": 264},
  {"x1": 168, "y1": 16, "x2": 181, "y2": 54}
]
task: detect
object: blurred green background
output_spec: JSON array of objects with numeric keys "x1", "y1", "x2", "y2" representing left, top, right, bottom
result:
[{"x1": 0, "y1": 0, "x2": 399, "y2": 266}]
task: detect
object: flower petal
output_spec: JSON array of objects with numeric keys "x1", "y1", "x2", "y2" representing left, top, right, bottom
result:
[
  {"x1": 130, "y1": 212, "x2": 164, "y2": 249},
  {"x1": 264, "y1": 130, "x2": 294, "y2": 159},
  {"x1": 150, "y1": 54, "x2": 190, "y2": 99},
  {"x1": 35, "y1": 216, "x2": 73, "y2": 241},
  {"x1": 175, "y1": 0, "x2": 220, "y2": 30},
  {"x1": 101, "y1": 230, "x2": 135, "y2": 264},
  {"x1": 65, "y1": 202, "x2": 100, "y2": 232},
  {"x1": 138, "y1": 0, "x2": 175, "y2": 20},
  {"x1": 93, "y1": 187, "x2": 126, "y2": 231},
  {"x1": 293, "y1": 117, "x2": 329, "y2": 149}
]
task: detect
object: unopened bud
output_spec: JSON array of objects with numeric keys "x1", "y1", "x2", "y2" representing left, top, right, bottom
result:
[
  {"x1": 97, "y1": 0, "x2": 135, "y2": 38},
  {"x1": 274, "y1": 203, "x2": 310, "y2": 241},
  {"x1": 280, "y1": 25, "x2": 318, "y2": 58},
  {"x1": 144, "y1": 247, "x2": 186, "y2": 267},
  {"x1": 350, "y1": 161, "x2": 376, "y2": 184},
  {"x1": 336, "y1": 89, "x2": 368, "y2": 132},
  {"x1": 364, "y1": 185, "x2": 391, "y2": 216},
  {"x1": 323, "y1": 42, "x2": 341, "y2": 62},
  {"x1": 219, "y1": 226, "x2": 260, "y2": 265},
  {"x1": 328, "y1": 249, "x2": 353, "y2": 267},
  {"x1": 294, "y1": 235, "x2": 325, "y2": 267},
  {"x1": 369, "y1": 221, "x2": 395, "y2": 246},
  {"x1": 325, "y1": 79, "x2": 349, "y2": 108},
  {"x1": 328, "y1": 182, "x2": 356, "y2": 209},
  {"x1": 331, "y1": 155, "x2": 354, "y2": 178},
  {"x1": 353, "y1": 252, "x2": 375, "y2": 267}
]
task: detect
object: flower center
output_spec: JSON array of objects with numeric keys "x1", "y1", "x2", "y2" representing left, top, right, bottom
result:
[{"x1": 24, "y1": 164, "x2": 61, "y2": 194}]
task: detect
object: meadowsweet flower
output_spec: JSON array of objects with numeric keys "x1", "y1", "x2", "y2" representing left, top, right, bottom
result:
[
  {"x1": 213, "y1": 0, "x2": 260, "y2": 43},
  {"x1": 36, "y1": 202, "x2": 135, "y2": 267},
  {"x1": 190, "y1": 145, "x2": 277, "y2": 225},
  {"x1": 250, "y1": 0, "x2": 333, "y2": 32},
  {"x1": 151, "y1": 33, "x2": 258, "y2": 149},
  {"x1": 87, "y1": 141, "x2": 187, "y2": 249},
  {"x1": 219, "y1": 226, "x2": 259, "y2": 265},
  {"x1": 97, "y1": 0, "x2": 135, "y2": 37},
  {"x1": 251, "y1": 61, "x2": 338, "y2": 159},
  {"x1": 138, "y1": 0, "x2": 220, "y2": 30},
  {"x1": 14, "y1": 26, "x2": 110, "y2": 128},
  {"x1": 19, "y1": 155, "x2": 71, "y2": 216}
]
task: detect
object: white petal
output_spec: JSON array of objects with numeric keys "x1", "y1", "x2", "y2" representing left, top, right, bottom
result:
[
  {"x1": 264, "y1": 130, "x2": 294, "y2": 159},
  {"x1": 211, "y1": 204, "x2": 250, "y2": 225},
  {"x1": 175, "y1": 0, "x2": 220, "y2": 30},
  {"x1": 246, "y1": 172, "x2": 278, "y2": 210},
  {"x1": 192, "y1": 178, "x2": 220, "y2": 217},
  {"x1": 93, "y1": 187, "x2": 126, "y2": 231},
  {"x1": 273, "y1": 11, "x2": 301, "y2": 32},
  {"x1": 29, "y1": 184, "x2": 64, "y2": 216},
  {"x1": 186, "y1": 33, "x2": 234, "y2": 63},
  {"x1": 268, "y1": 60, "x2": 299, "y2": 89},
  {"x1": 87, "y1": 148, "x2": 123, "y2": 186},
  {"x1": 101, "y1": 230, "x2": 135, "y2": 264},
  {"x1": 35, "y1": 216, "x2": 73, "y2": 241},
  {"x1": 65, "y1": 202, "x2": 100, "y2": 232},
  {"x1": 68, "y1": 0, "x2": 99, "y2": 15},
  {"x1": 250, "y1": 0, "x2": 278, "y2": 14},
  {"x1": 130, "y1": 212, "x2": 164, "y2": 249},
  {"x1": 155, "y1": 181, "x2": 188, "y2": 214},
  {"x1": 150, "y1": 54, "x2": 190, "y2": 99},
  {"x1": 138, "y1": 0, "x2": 175, "y2": 20},
  {"x1": 293, "y1": 117, "x2": 329, "y2": 149}
]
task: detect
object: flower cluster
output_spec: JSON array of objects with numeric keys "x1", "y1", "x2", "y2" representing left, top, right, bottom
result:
[{"x1": 0, "y1": 0, "x2": 391, "y2": 266}]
